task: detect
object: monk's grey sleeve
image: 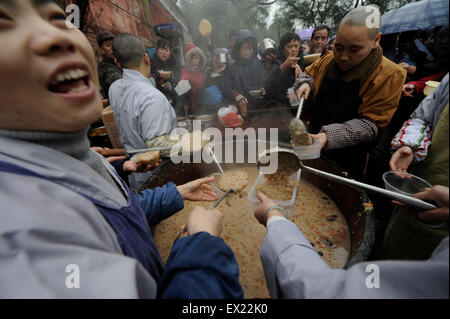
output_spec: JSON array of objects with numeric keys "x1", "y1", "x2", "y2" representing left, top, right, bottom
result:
[
  {"x1": 260, "y1": 219, "x2": 343, "y2": 298},
  {"x1": 260, "y1": 220, "x2": 449, "y2": 299}
]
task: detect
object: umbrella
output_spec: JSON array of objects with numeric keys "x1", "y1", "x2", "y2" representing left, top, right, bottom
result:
[
  {"x1": 296, "y1": 27, "x2": 315, "y2": 40},
  {"x1": 381, "y1": 0, "x2": 449, "y2": 35}
]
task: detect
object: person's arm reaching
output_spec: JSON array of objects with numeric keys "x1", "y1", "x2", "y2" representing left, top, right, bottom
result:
[
  {"x1": 159, "y1": 206, "x2": 243, "y2": 299},
  {"x1": 134, "y1": 182, "x2": 184, "y2": 227},
  {"x1": 255, "y1": 191, "x2": 449, "y2": 299},
  {"x1": 135, "y1": 177, "x2": 217, "y2": 227}
]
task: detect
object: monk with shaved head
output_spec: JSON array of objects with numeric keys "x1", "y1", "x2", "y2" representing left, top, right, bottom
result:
[{"x1": 294, "y1": 5, "x2": 407, "y2": 178}]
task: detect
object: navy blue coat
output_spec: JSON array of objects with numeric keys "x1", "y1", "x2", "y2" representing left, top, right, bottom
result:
[{"x1": 222, "y1": 29, "x2": 266, "y2": 109}]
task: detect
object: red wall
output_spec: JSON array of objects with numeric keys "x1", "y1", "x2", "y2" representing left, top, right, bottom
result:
[{"x1": 150, "y1": 0, "x2": 176, "y2": 26}]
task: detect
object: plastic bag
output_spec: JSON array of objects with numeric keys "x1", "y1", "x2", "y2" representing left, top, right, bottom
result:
[{"x1": 218, "y1": 106, "x2": 243, "y2": 128}]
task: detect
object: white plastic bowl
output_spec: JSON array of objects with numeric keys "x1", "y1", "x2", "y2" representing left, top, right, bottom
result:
[
  {"x1": 248, "y1": 169, "x2": 301, "y2": 218},
  {"x1": 292, "y1": 137, "x2": 322, "y2": 160}
]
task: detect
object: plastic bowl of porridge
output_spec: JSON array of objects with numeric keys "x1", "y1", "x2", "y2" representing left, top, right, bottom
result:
[{"x1": 248, "y1": 169, "x2": 301, "y2": 218}]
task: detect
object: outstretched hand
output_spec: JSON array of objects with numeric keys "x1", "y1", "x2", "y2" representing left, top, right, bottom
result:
[
  {"x1": 123, "y1": 158, "x2": 162, "y2": 173},
  {"x1": 390, "y1": 146, "x2": 414, "y2": 172},
  {"x1": 177, "y1": 176, "x2": 218, "y2": 202}
]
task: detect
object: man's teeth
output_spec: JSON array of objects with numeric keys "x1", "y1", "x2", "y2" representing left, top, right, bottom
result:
[
  {"x1": 51, "y1": 68, "x2": 88, "y2": 85},
  {"x1": 68, "y1": 84, "x2": 89, "y2": 93}
]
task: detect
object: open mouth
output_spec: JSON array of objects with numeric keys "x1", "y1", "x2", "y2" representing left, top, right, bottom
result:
[{"x1": 48, "y1": 68, "x2": 90, "y2": 94}]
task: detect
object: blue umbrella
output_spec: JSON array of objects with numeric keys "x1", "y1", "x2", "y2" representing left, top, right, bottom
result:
[
  {"x1": 381, "y1": 0, "x2": 449, "y2": 35},
  {"x1": 296, "y1": 27, "x2": 315, "y2": 40}
]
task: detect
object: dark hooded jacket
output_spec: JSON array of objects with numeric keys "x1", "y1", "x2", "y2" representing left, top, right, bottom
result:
[
  {"x1": 150, "y1": 50, "x2": 181, "y2": 111},
  {"x1": 222, "y1": 29, "x2": 266, "y2": 109},
  {"x1": 265, "y1": 42, "x2": 305, "y2": 105},
  {"x1": 98, "y1": 55, "x2": 123, "y2": 100},
  {"x1": 151, "y1": 52, "x2": 181, "y2": 84}
]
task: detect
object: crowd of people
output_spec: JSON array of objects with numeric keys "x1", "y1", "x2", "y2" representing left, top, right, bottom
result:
[
  {"x1": 98, "y1": 23, "x2": 338, "y2": 117},
  {"x1": 0, "y1": 0, "x2": 448, "y2": 299}
]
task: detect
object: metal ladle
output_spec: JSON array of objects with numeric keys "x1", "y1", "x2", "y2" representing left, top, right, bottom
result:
[
  {"x1": 207, "y1": 145, "x2": 224, "y2": 175},
  {"x1": 290, "y1": 96, "x2": 313, "y2": 146},
  {"x1": 257, "y1": 147, "x2": 437, "y2": 211}
]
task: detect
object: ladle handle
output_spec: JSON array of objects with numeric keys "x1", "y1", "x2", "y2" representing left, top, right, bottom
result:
[
  {"x1": 127, "y1": 147, "x2": 172, "y2": 155},
  {"x1": 212, "y1": 189, "x2": 232, "y2": 208},
  {"x1": 208, "y1": 146, "x2": 224, "y2": 175},
  {"x1": 302, "y1": 165, "x2": 437, "y2": 210},
  {"x1": 296, "y1": 96, "x2": 305, "y2": 119}
]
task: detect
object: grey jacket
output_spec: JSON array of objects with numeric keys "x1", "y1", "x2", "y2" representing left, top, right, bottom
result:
[
  {"x1": 260, "y1": 219, "x2": 449, "y2": 299},
  {"x1": 108, "y1": 69, "x2": 177, "y2": 191},
  {"x1": 0, "y1": 135, "x2": 157, "y2": 298}
]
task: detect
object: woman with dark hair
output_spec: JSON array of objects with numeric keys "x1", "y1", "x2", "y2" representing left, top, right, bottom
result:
[
  {"x1": 265, "y1": 32, "x2": 305, "y2": 105},
  {"x1": 151, "y1": 39, "x2": 181, "y2": 79},
  {"x1": 222, "y1": 29, "x2": 266, "y2": 114},
  {"x1": 151, "y1": 39, "x2": 181, "y2": 107}
]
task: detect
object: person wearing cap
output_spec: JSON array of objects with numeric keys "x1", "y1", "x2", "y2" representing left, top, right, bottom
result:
[
  {"x1": 259, "y1": 38, "x2": 280, "y2": 88},
  {"x1": 294, "y1": 6, "x2": 407, "y2": 179},
  {"x1": 205, "y1": 48, "x2": 228, "y2": 101},
  {"x1": 97, "y1": 31, "x2": 123, "y2": 100}
]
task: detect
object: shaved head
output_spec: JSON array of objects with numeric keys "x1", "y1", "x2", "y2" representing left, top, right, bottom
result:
[
  {"x1": 112, "y1": 34, "x2": 146, "y2": 69},
  {"x1": 339, "y1": 5, "x2": 381, "y2": 40}
]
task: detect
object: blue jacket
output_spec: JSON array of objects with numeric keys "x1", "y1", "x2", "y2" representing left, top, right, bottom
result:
[
  {"x1": 135, "y1": 182, "x2": 184, "y2": 227},
  {"x1": 160, "y1": 232, "x2": 243, "y2": 298}
]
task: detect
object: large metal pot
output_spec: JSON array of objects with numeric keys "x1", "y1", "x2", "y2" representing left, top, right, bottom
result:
[{"x1": 142, "y1": 138, "x2": 375, "y2": 267}]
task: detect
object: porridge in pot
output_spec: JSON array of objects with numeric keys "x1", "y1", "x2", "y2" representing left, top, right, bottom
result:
[{"x1": 154, "y1": 165, "x2": 350, "y2": 298}]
